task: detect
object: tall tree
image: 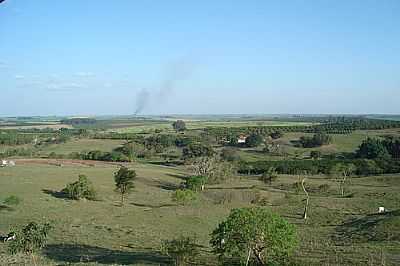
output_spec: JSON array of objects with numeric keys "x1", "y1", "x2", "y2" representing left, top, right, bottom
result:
[
  {"x1": 173, "y1": 120, "x2": 187, "y2": 132},
  {"x1": 330, "y1": 163, "x2": 356, "y2": 196},
  {"x1": 114, "y1": 166, "x2": 136, "y2": 206},
  {"x1": 210, "y1": 207, "x2": 297, "y2": 266}
]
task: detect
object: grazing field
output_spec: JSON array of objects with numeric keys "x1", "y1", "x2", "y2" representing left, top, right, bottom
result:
[
  {"x1": 40, "y1": 139, "x2": 126, "y2": 155},
  {"x1": 1, "y1": 162, "x2": 399, "y2": 265}
]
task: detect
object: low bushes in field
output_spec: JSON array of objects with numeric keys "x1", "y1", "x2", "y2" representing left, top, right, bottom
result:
[
  {"x1": 62, "y1": 174, "x2": 96, "y2": 200},
  {"x1": 161, "y1": 236, "x2": 199, "y2": 266},
  {"x1": 3, "y1": 195, "x2": 22, "y2": 206},
  {"x1": 172, "y1": 189, "x2": 197, "y2": 205}
]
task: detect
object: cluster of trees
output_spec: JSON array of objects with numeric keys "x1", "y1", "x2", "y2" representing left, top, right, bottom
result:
[
  {"x1": 61, "y1": 118, "x2": 97, "y2": 125},
  {"x1": 205, "y1": 118, "x2": 400, "y2": 142},
  {"x1": 299, "y1": 133, "x2": 332, "y2": 148},
  {"x1": 183, "y1": 143, "x2": 215, "y2": 159},
  {"x1": 172, "y1": 120, "x2": 187, "y2": 132},
  {"x1": 239, "y1": 158, "x2": 400, "y2": 176},
  {"x1": 0, "y1": 147, "x2": 38, "y2": 158},
  {"x1": 356, "y1": 136, "x2": 400, "y2": 159},
  {"x1": 70, "y1": 150, "x2": 130, "y2": 162},
  {"x1": 0, "y1": 132, "x2": 36, "y2": 145}
]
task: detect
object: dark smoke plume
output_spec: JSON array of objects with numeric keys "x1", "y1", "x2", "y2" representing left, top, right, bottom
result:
[
  {"x1": 134, "y1": 88, "x2": 150, "y2": 115},
  {"x1": 133, "y1": 57, "x2": 197, "y2": 115}
]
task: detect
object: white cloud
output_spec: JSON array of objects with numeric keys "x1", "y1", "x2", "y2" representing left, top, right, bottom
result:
[
  {"x1": 44, "y1": 82, "x2": 88, "y2": 93},
  {"x1": 75, "y1": 72, "x2": 95, "y2": 78}
]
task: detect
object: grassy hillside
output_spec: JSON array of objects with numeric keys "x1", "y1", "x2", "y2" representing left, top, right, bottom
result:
[{"x1": 1, "y1": 161, "x2": 399, "y2": 265}]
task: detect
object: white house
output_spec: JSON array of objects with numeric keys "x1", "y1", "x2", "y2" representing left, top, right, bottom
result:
[
  {"x1": 0, "y1": 160, "x2": 15, "y2": 167},
  {"x1": 237, "y1": 135, "x2": 247, "y2": 144}
]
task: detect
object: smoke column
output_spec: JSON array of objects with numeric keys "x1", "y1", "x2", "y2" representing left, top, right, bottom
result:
[
  {"x1": 133, "y1": 57, "x2": 197, "y2": 115},
  {"x1": 134, "y1": 88, "x2": 150, "y2": 115}
]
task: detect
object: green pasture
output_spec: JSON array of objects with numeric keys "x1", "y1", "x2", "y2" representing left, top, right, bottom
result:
[{"x1": 1, "y1": 162, "x2": 399, "y2": 265}]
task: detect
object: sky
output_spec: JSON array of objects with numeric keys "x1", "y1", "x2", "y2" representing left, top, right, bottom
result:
[{"x1": 0, "y1": 0, "x2": 399, "y2": 116}]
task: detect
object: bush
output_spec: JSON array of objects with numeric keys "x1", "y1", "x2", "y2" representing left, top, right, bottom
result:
[
  {"x1": 220, "y1": 147, "x2": 240, "y2": 162},
  {"x1": 310, "y1": 150, "x2": 322, "y2": 159},
  {"x1": 161, "y1": 236, "x2": 199, "y2": 266},
  {"x1": 172, "y1": 189, "x2": 197, "y2": 205},
  {"x1": 270, "y1": 131, "x2": 283, "y2": 139},
  {"x1": 8, "y1": 221, "x2": 52, "y2": 264},
  {"x1": 245, "y1": 133, "x2": 264, "y2": 148},
  {"x1": 317, "y1": 184, "x2": 330, "y2": 193},
  {"x1": 62, "y1": 174, "x2": 96, "y2": 200},
  {"x1": 3, "y1": 195, "x2": 21, "y2": 206},
  {"x1": 184, "y1": 175, "x2": 208, "y2": 192},
  {"x1": 259, "y1": 167, "x2": 278, "y2": 184},
  {"x1": 300, "y1": 133, "x2": 332, "y2": 148}
]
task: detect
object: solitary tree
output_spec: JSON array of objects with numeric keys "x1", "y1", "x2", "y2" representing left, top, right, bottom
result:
[
  {"x1": 62, "y1": 174, "x2": 96, "y2": 200},
  {"x1": 245, "y1": 133, "x2": 263, "y2": 148},
  {"x1": 8, "y1": 222, "x2": 52, "y2": 266},
  {"x1": 210, "y1": 207, "x2": 297, "y2": 266},
  {"x1": 330, "y1": 163, "x2": 356, "y2": 196},
  {"x1": 260, "y1": 167, "x2": 278, "y2": 185},
  {"x1": 114, "y1": 166, "x2": 136, "y2": 206},
  {"x1": 172, "y1": 120, "x2": 187, "y2": 132}
]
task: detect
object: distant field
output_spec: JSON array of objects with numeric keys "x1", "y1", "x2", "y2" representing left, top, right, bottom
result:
[
  {"x1": 0, "y1": 162, "x2": 399, "y2": 265},
  {"x1": 114, "y1": 120, "x2": 315, "y2": 133},
  {"x1": 40, "y1": 139, "x2": 126, "y2": 155},
  {"x1": 0, "y1": 123, "x2": 72, "y2": 130}
]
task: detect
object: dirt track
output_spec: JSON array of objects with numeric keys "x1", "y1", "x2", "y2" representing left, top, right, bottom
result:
[{"x1": 13, "y1": 158, "x2": 126, "y2": 167}]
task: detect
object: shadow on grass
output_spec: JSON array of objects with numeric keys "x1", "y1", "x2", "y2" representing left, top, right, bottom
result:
[
  {"x1": 207, "y1": 186, "x2": 255, "y2": 190},
  {"x1": 131, "y1": 202, "x2": 176, "y2": 208},
  {"x1": 43, "y1": 244, "x2": 171, "y2": 265},
  {"x1": 165, "y1": 173, "x2": 187, "y2": 181},
  {"x1": 153, "y1": 180, "x2": 181, "y2": 191},
  {"x1": 333, "y1": 209, "x2": 400, "y2": 244},
  {"x1": 148, "y1": 160, "x2": 184, "y2": 167},
  {"x1": 0, "y1": 204, "x2": 14, "y2": 212},
  {"x1": 42, "y1": 189, "x2": 70, "y2": 200}
]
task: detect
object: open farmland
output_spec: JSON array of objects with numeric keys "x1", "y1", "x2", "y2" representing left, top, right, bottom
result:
[{"x1": 0, "y1": 161, "x2": 399, "y2": 265}]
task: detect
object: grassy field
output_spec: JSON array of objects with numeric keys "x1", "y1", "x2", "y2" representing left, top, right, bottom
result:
[
  {"x1": 236, "y1": 129, "x2": 400, "y2": 161},
  {"x1": 40, "y1": 139, "x2": 126, "y2": 155},
  {"x1": 114, "y1": 120, "x2": 315, "y2": 134},
  {"x1": 1, "y1": 161, "x2": 399, "y2": 265}
]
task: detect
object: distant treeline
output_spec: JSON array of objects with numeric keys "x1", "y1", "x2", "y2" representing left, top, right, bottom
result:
[
  {"x1": 0, "y1": 128, "x2": 87, "y2": 146},
  {"x1": 239, "y1": 136, "x2": 400, "y2": 176},
  {"x1": 61, "y1": 118, "x2": 97, "y2": 125},
  {"x1": 238, "y1": 158, "x2": 400, "y2": 176},
  {"x1": 205, "y1": 118, "x2": 400, "y2": 140}
]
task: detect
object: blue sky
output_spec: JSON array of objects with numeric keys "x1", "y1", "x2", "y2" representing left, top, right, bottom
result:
[{"x1": 0, "y1": 0, "x2": 399, "y2": 116}]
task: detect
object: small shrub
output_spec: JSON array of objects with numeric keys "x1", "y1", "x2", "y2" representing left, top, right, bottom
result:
[
  {"x1": 8, "y1": 221, "x2": 52, "y2": 265},
  {"x1": 3, "y1": 195, "x2": 21, "y2": 206},
  {"x1": 161, "y1": 236, "x2": 199, "y2": 266},
  {"x1": 184, "y1": 175, "x2": 207, "y2": 192},
  {"x1": 172, "y1": 189, "x2": 197, "y2": 205},
  {"x1": 62, "y1": 174, "x2": 96, "y2": 200},
  {"x1": 260, "y1": 167, "x2": 278, "y2": 184},
  {"x1": 317, "y1": 184, "x2": 330, "y2": 193},
  {"x1": 251, "y1": 191, "x2": 269, "y2": 206}
]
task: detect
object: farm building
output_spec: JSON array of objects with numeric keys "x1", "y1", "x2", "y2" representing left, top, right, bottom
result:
[
  {"x1": 0, "y1": 160, "x2": 15, "y2": 167},
  {"x1": 237, "y1": 135, "x2": 247, "y2": 144}
]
